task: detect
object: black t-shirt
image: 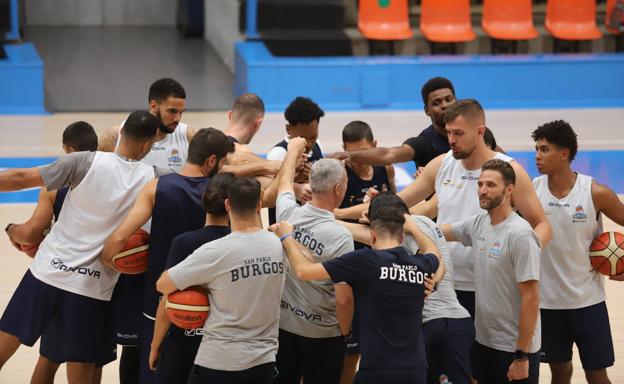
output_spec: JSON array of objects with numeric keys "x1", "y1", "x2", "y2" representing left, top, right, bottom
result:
[
  {"x1": 402, "y1": 125, "x2": 450, "y2": 168},
  {"x1": 323, "y1": 246, "x2": 439, "y2": 370}
]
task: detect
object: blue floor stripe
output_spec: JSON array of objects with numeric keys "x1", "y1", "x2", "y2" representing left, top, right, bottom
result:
[{"x1": 0, "y1": 152, "x2": 623, "y2": 203}]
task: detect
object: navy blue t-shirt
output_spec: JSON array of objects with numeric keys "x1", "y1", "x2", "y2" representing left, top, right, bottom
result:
[
  {"x1": 323, "y1": 246, "x2": 439, "y2": 370},
  {"x1": 143, "y1": 173, "x2": 209, "y2": 318},
  {"x1": 403, "y1": 125, "x2": 450, "y2": 168}
]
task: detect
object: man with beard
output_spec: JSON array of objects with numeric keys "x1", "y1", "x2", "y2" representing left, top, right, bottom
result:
[
  {"x1": 440, "y1": 160, "x2": 541, "y2": 383},
  {"x1": 100, "y1": 128, "x2": 234, "y2": 383},
  {"x1": 99, "y1": 78, "x2": 195, "y2": 172},
  {"x1": 336, "y1": 99, "x2": 551, "y2": 320}
]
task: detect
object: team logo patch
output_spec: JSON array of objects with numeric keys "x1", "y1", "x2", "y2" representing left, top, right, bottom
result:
[
  {"x1": 168, "y1": 148, "x2": 182, "y2": 167},
  {"x1": 487, "y1": 241, "x2": 502, "y2": 260},
  {"x1": 572, "y1": 205, "x2": 587, "y2": 222}
]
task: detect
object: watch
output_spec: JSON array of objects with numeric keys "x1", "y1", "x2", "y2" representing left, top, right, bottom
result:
[{"x1": 514, "y1": 349, "x2": 529, "y2": 361}]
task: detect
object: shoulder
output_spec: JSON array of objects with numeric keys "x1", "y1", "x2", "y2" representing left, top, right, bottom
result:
[{"x1": 267, "y1": 145, "x2": 287, "y2": 161}]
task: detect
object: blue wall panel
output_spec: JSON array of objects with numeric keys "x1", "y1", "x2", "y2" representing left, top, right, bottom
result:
[{"x1": 0, "y1": 43, "x2": 46, "y2": 114}]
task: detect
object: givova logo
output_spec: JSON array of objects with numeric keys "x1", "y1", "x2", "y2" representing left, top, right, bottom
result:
[{"x1": 50, "y1": 258, "x2": 101, "y2": 278}]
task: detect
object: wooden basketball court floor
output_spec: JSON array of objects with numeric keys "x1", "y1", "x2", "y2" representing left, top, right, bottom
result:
[{"x1": 0, "y1": 108, "x2": 623, "y2": 383}]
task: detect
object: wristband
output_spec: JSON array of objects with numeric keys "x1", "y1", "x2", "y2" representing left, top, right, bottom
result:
[
  {"x1": 279, "y1": 233, "x2": 293, "y2": 242},
  {"x1": 514, "y1": 349, "x2": 529, "y2": 361}
]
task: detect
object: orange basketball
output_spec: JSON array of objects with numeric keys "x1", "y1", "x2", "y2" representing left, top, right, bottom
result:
[
  {"x1": 166, "y1": 286, "x2": 210, "y2": 329},
  {"x1": 589, "y1": 231, "x2": 624, "y2": 276},
  {"x1": 112, "y1": 229, "x2": 150, "y2": 274}
]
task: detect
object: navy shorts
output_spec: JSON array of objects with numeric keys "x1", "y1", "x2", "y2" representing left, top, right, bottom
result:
[
  {"x1": 540, "y1": 301, "x2": 615, "y2": 371},
  {"x1": 455, "y1": 290, "x2": 475, "y2": 320},
  {"x1": 0, "y1": 270, "x2": 116, "y2": 365},
  {"x1": 354, "y1": 368, "x2": 427, "y2": 384},
  {"x1": 188, "y1": 362, "x2": 276, "y2": 384},
  {"x1": 154, "y1": 326, "x2": 202, "y2": 384},
  {"x1": 423, "y1": 317, "x2": 474, "y2": 384},
  {"x1": 474, "y1": 343, "x2": 540, "y2": 384},
  {"x1": 345, "y1": 305, "x2": 360, "y2": 355},
  {"x1": 112, "y1": 273, "x2": 145, "y2": 346}
]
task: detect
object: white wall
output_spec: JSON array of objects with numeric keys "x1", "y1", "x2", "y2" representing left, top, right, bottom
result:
[{"x1": 204, "y1": 0, "x2": 242, "y2": 72}]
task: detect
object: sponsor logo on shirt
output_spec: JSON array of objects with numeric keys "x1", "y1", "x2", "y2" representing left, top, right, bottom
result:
[
  {"x1": 549, "y1": 202, "x2": 570, "y2": 208},
  {"x1": 116, "y1": 332, "x2": 139, "y2": 340},
  {"x1": 168, "y1": 148, "x2": 182, "y2": 167},
  {"x1": 50, "y1": 258, "x2": 101, "y2": 278},
  {"x1": 281, "y1": 300, "x2": 322, "y2": 322},
  {"x1": 379, "y1": 263, "x2": 429, "y2": 284},
  {"x1": 487, "y1": 241, "x2": 502, "y2": 260},
  {"x1": 184, "y1": 328, "x2": 205, "y2": 337},
  {"x1": 442, "y1": 179, "x2": 464, "y2": 189},
  {"x1": 460, "y1": 173, "x2": 479, "y2": 181},
  {"x1": 152, "y1": 144, "x2": 166, "y2": 151},
  {"x1": 572, "y1": 205, "x2": 587, "y2": 223}
]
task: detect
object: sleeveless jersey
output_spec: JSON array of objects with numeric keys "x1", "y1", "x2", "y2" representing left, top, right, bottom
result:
[
  {"x1": 533, "y1": 174, "x2": 605, "y2": 309},
  {"x1": 142, "y1": 173, "x2": 209, "y2": 318},
  {"x1": 30, "y1": 152, "x2": 155, "y2": 301},
  {"x1": 340, "y1": 165, "x2": 390, "y2": 208},
  {"x1": 435, "y1": 150, "x2": 514, "y2": 291}
]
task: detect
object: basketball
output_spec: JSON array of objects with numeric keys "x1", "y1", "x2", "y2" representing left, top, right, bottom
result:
[
  {"x1": 589, "y1": 231, "x2": 624, "y2": 276},
  {"x1": 112, "y1": 229, "x2": 150, "y2": 274},
  {"x1": 165, "y1": 287, "x2": 210, "y2": 329}
]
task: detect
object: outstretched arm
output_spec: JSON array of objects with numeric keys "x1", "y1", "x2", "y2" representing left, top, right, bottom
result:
[
  {"x1": 347, "y1": 145, "x2": 415, "y2": 166},
  {"x1": 270, "y1": 222, "x2": 330, "y2": 281},
  {"x1": 0, "y1": 168, "x2": 44, "y2": 191},
  {"x1": 7, "y1": 188, "x2": 55, "y2": 247}
]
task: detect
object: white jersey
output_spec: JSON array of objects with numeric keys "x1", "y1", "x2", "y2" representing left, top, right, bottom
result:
[
  {"x1": 30, "y1": 152, "x2": 155, "y2": 301},
  {"x1": 534, "y1": 173, "x2": 604, "y2": 309},
  {"x1": 118, "y1": 121, "x2": 189, "y2": 172},
  {"x1": 435, "y1": 150, "x2": 514, "y2": 291}
]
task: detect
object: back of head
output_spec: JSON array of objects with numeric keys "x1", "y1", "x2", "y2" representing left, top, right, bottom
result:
[
  {"x1": 187, "y1": 127, "x2": 236, "y2": 165},
  {"x1": 203, "y1": 172, "x2": 234, "y2": 216},
  {"x1": 309, "y1": 158, "x2": 346, "y2": 195},
  {"x1": 482, "y1": 159, "x2": 516, "y2": 186},
  {"x1": 62, "y1": 121, "x2": 98, "y2": 151},
  {"x1": 368, "y1": 192, "x2": 409, "y2": 238},
  {"x1": 421, "y1": 77, "x2": 455, "y2": 105},
  {"x1": 122, "y1": 111, "x2": 159, "y2": 141},
  {"x1": 484, "y1": 127, "x2": 498, "y2": 151},
  {"x1": 443, "y1": 99, "x2": 485, "y2": 127},
  {"x1": 285, "y1": 97, "x2": 325, "y2": 126},
  {"x1": 231, "y1": 93, "x2": 265, "y2": 125},
  {"x1": 531, "y1": 120, "x2": 578, "y2": 162},
  {"x1": 148, "y1": 78, "x2": 186, "y2": 103},
  {"x1": 342, "y1": 121, "x2": 374, "y2": 144},
  {"x1": 226, "y1": 176, "x2": 261, "y2": 216}
]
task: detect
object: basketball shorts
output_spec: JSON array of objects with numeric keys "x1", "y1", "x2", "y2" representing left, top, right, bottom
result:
[
  {"x1": 188, "y1": 362, "x2": 276, "y2": 384},
  {"x1": 0, "y1": 270, "x2": 116, "y2": 365},
  {"x1": 455, "y1": 290, "x2": 475, "y2": 320},
  {"x1": 112, "y1": 273, "x2": 145, "y2": 346},
  {"x1": 153, "y1": 325, "x2": 202, "y2": 384},
  {"x1": 345, "y1": 305, "x2": 360, "y2": 355},
  {"x1": 423, "y1": 317, "x2": 474, "y2": 384},
  {"x1": 473, "y1": 343, "x2": 539, "y2": 384},
  {"x1": 540, "y1": 301, "x2": 615, "y2": 371},
  {"x1": 353, "y1": 368, "x2": 427, "y2": 384}
]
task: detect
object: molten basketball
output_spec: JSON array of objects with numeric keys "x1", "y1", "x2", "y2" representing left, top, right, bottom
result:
[
  {"x1": 166, "y1": 287, "x2": 210, "y2": 329},
  {"x1": 112, "y1": 229, "x2": 150, "y2": 274},
  {"x1": 589, "y1": 231, "x2": 624, "y2": 276}
]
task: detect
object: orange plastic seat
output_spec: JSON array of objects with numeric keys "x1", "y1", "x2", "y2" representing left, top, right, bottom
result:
[
  {"x1": 545, "y1": 0, "x2": 602, "y2": 40},
  {"x1": 482, "y1": 0, "x2": 538, "y2": 40},
  {"x1": 358, "y1": 0, "x2": 413, "y2": 40},
  {"x1": 420, "y1": 0, "x2": 476, "y2": 43},
  {"x1": 606, "y1": 0, "x2": 624, "y2": 34}
]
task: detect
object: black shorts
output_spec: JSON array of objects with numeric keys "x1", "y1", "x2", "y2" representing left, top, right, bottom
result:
[
  {"x1": 0, "y1": 270, "x2": 116, "y2": 365},
  {"x1": 354, "y1": 368, "x2": 427, "y2": 384},
  {"x1": 423, "y1": 317, "x2": 474, "y2": 384},
  {"x1": 345, "y1": 305, "x2": 360, "y2": 355},
  {"x1": 473, "y1": 343, "x2": 540, "y2": 384},
  {"x1": 275, "y1": 329, "x2": 345, "y2": 384},
  {"x1": 540, "y1": 301, "x2": 615, "y2": 371},
  {"x1": 112, "y1": 273, "x2": 145, "y2": 346},
  {"x1": 455, "y1": 290, "x2": 475, "y2": 320},
  {"x1": 187, "y1": 362, "x2": 276, "y2": 384},
  {"x1": 154, "y1": 326, "x2": 202, "y2": 384}
]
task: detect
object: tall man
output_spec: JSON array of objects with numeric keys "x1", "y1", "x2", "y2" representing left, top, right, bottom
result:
[
  {"x1": 441, "y1": 159, "x2": 542, "y2": 384},
  {"x1": 532, "y1": 120, "x2": 624, "y2": 384},
  {"x1": 0, "y1": 111, "x2": 160, "y2": 383}
]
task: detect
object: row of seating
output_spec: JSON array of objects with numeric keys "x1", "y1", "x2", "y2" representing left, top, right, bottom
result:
[{"x1": 359, "y1": 0, "x2": 622, "y2": 43}]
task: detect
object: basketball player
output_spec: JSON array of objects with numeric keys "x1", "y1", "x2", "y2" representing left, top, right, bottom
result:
[
  {"x1": 0, "y1": 111, "x2": 160, "y2": 383},
  {"x1": 336, "y1": 99, "x2": 552, "y2": 319},
  {"x1": 273, "y1": 138, "x2": 354, "y2": 384},
  {"x1": 99, "y1": 78, "x2": 195, "y2": 172},
  {"x1": 155, "y1": 176, "x2": 286, "y2": 384},
  {"x1": 149, "y1": 173, "x2": 233, "y2": 383},
  {"x1": 440, "y1": 159, "x2": 541, "y2": 383},
  {"x1": 266, "y1": 96, "x2": 325, "y2": 223},
  {"x1": 100, "y1": 127, "x2": 234, "y2": 382},
  {"x1": 270, "y1": 192, "x2": 441, "y2": 384},
  {"x1": 532, "y1": 120, "x2": 624, "y2": 384}
]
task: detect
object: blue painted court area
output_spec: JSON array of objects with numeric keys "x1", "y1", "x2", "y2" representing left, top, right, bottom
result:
[{"x1": 0, "y1": 152, "x2": 623, "y2": 203}]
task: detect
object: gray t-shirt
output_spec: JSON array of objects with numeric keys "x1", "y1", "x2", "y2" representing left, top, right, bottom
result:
[
  {"x1": 403, "y1": 215, "x2": 470, "y2": 323},
  {"x1": 168, "y1": 230, "x2": 286, "y2": 371},
  {"x1": 276, "y1": 191, "x2": 354, "y2": 338},
  {"x1": 452, "y1": 212, "x2": 541, "y2": 353}
]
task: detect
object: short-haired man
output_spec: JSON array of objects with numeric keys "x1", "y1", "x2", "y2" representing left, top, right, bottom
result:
[
  {"x1": 273, "y1": 138, "x2": 354, "y2": 384},
  {"x1": 532, "y1": 120, "x2": 624, "y2": 384},
  {"x1": 271, "y1": 192, "x2": 442, "y2": 384},
  {"x1": 441, "y1": 159, "x2": 542, "y2": 384},
  {"x1": 156, "y1": 177, "x2": 287, "y2": 384}
]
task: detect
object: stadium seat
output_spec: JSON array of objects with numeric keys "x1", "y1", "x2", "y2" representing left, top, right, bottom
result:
[
  {"x1": 420, "y1": 0, "x2": 476, "y2": 43},
  {"x1": 358, "y1": 0, "x2": 413, "y2": 40},
  {"x1": 482, "y1": 0, "x2": 538, "y2": 40},
  {"x1": 545, "y1": 0, "x2": 602, "y2": 40},
  {"x1": 606, "y1": 0, "x2": 624, "y2": 34}
]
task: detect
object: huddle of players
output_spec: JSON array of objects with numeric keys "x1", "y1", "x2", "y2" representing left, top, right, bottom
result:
[{"x1": 0, "y1": 76, "x2": 623, "y2": 384}]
